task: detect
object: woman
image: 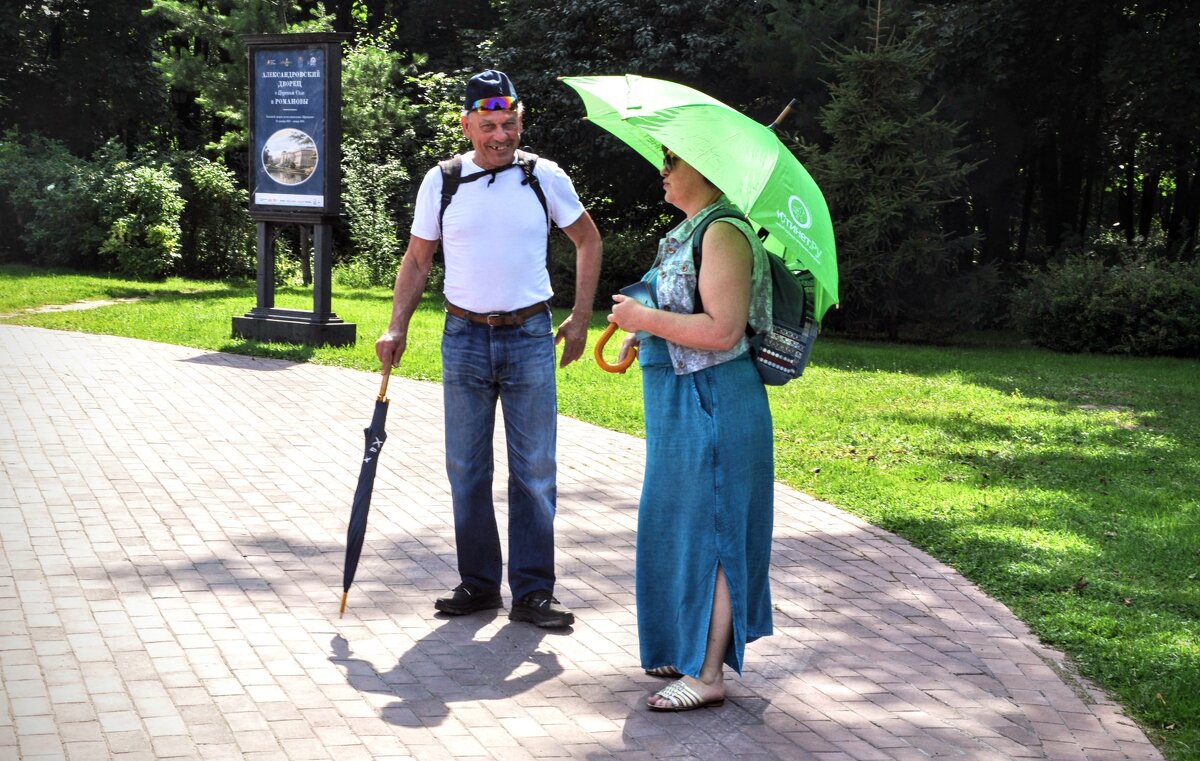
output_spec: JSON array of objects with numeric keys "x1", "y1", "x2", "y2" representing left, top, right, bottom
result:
[{"x1": 607, "y1": 148, "x2": 774, "y2": 711}]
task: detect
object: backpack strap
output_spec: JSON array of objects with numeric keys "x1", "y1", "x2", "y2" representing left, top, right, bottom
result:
[
  {"x1": 437, "y1": 154, "x2": 464, "y2": 237},
  {"x1": 436, "y1": 150, "x2": 550, "y2": 238},
  {"x1": 515, "y1": 150, "x2": 550, "y2": 233},
  {"x1": 689, "y1": 208, "x2": 750, "y2": 315}
]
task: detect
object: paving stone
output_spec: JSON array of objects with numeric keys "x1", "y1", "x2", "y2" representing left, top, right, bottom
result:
[{"x1": 0, "y1": 325, "x2": 1166, "y2": 761}]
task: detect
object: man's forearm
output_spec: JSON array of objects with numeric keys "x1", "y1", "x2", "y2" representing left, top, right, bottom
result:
[
  {"x1": 571, "y1": 237, "x2": 603, "y2": 317},
  {"x1": 385, "y1": 237, "x2": 438, "y2": 335},
  {"x1": 386, "y1": 255, "x2": 431, "y2": 334},
  {"x1": 560, "y1": 211, "x2": 603, "y2": 318}
]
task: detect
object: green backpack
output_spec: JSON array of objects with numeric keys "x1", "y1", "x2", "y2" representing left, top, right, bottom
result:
[{"x1": 691, "y1": 210, "x2": 819, "y2": 385}]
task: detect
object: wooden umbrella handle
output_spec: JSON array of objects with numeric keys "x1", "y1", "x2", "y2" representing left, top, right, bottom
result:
[
  {"x1": 594, "y1": 323, "x2": 638, "y2": 373},
  {"x1": 377, "y1": 368, "x2": 391, "y2": 401}
]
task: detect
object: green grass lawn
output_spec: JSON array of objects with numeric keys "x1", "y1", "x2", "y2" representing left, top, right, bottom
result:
[{"x1": 2, "y1": 263, "x2": 1198, "y2": 759}]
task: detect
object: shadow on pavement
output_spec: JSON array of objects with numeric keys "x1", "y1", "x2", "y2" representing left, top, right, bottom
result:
[{"x1": 330, "y1": 611, "x2": 565, "y2": 727}]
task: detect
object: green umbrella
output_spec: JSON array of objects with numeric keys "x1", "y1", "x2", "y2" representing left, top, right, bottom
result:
[{"x1": 561, "y1": 74, "x2": 838, "y2": 319}]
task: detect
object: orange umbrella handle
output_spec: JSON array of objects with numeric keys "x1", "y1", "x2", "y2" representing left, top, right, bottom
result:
[{"x1": 594, "y1": 323, "x2": 638, "y2": 373}]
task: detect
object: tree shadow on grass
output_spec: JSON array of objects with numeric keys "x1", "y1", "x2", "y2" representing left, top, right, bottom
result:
[
  {"x1": 179, "y1": 346, "x2": 315, "y2": 368},
  {"x1": 211, "y1": 338, "x2": 317, "y2": 363}
]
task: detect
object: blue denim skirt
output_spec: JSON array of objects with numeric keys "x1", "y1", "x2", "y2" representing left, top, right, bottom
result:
[{"x1": 635, "y1": 336, "x2": 774, "y2": 676}]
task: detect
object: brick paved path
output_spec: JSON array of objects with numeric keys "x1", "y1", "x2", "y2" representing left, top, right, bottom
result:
[{"x1": 0, "y1": 325, "x2": 1163, "y2": 761}]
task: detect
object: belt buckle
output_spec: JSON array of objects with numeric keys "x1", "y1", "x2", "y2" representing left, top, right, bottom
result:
[{"x1": 485, "y1": 312, "x2": 506, "y2": 327}]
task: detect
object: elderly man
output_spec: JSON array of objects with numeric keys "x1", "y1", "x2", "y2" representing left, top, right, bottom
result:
[{"x1": 376, "y1": 70, "x2": 602, "y2": 628}]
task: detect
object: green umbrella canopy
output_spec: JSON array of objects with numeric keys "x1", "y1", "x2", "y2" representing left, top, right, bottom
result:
[{"x1": 561, "y1": 74, "x2": 838, "y2": 319}]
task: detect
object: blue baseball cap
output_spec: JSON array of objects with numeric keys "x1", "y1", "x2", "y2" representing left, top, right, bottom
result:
[{"x1": 464, "y1": 69, "x2": 519, "y2": 111}]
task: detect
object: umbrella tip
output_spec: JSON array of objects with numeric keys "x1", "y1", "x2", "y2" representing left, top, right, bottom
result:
[{"x1": 339, "y1": 592, "x2": 348, "y2": 617}]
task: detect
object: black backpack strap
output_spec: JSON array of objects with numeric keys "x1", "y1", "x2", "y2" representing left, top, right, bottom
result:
[
  {"x1": 436, "y1": 151, "x2": 550, "y2": 237},
  {"x1": 690, "y1": 209, "x2": 749, "y2": 315},
  {"x1": 515, "y1": 150, "x2": 550, "y2": 232},
  {"x1": 437, "y1": 154, "x2": 464, "y2": 237}
]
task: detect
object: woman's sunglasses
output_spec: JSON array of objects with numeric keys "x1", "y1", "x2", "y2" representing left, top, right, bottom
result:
[{"x1": 662, "y1": 150, "x2": 682, "y2": 172}]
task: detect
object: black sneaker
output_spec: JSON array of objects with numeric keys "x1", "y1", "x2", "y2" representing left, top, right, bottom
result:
[
  {"x1": 509, "y1": 591, "x2": 574, "y2": 628},
  {"x1": 434, "y1": 584, "x2": 502, "y2": 616}
]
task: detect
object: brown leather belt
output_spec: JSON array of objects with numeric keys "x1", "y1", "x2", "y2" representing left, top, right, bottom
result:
[{"x1": 444, "y1": 301, "x2": 547, "y2": 327}]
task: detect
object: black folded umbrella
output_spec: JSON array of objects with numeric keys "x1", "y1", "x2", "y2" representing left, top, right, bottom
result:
[{"x1": 339, "y1": 372, "x2": 390, "y2": 617}]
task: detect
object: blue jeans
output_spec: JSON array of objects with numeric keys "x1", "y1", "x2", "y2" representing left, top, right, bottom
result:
[{"x1": 441, "y1": 306, "x2": 558, "y2": 601}]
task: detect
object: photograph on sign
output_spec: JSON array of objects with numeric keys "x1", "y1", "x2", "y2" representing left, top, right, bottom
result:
[{"x1": 262, "y1": 128, "x2": 319, "y2": 186}]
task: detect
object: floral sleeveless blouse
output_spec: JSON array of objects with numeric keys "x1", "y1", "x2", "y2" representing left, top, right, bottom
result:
[{"x1": 647, "y1": 197, "x2": 773, "y2": 375}]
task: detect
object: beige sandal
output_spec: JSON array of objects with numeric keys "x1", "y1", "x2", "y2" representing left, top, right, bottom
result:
[
  {"x1": 644, "y1": 665, "x2": 683, "y2": 678},
  {"x1": 647, "y1": 679, "x2": 725, "y2": 712}
]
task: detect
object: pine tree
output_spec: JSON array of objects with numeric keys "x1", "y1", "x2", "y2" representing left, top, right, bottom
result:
[{"x1": 804, "y1": 3, "x2": 980, "y2": 338}]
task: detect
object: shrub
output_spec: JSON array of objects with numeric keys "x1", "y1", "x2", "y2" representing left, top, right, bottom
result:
[
  {"x1": 900, "y1": 263, "x2": 1005, "y2": 343},
  {"x1": 1011, "y1": 240, "x2": 1200, "y2": 357},
  {"x1": 272, "y1": 235, "x2": 304, "y2": 287},
  {"x1": 550, "y1": 224, "x2": 661, "y2": 310},
  {"x1": 0, "y1": 131, "x2": 106, "y2": 266},
  {"x1": 0, "y1": 133, "x2": 192, "y2": 279},
  {"x1": 341, "y1": 140, "x2": 407, "y2": 286},
  {"x1": 97, "y1": 160, "x2": 184, "y2": 279},
  {"x1": 178, "y1": 156, "x2": 254, "y2": 279},
  {"x1": 332, "y1": 258, "x2": 376, "y2": 290}
]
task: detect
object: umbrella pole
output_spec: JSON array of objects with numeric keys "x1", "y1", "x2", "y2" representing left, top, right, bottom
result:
[
  {"x1": 768, "y1": 98, "x2": 798, "y2": 131},
  {"x1": 339, "y1": 591, "x2": 348, "y2": 617}
]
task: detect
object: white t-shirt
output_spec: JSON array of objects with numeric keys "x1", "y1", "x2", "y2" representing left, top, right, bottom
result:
[{"x1": 411, "y1": 153, "x2": 586, "y2": 313}]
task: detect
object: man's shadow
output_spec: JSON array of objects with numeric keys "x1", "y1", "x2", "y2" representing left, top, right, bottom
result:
[{"x1": 331, "y1": 611, "x2": 564, "y2": 727}]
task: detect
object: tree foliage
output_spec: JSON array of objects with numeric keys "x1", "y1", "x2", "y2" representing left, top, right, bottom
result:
[
  {"x1": 491, "y1": 0, "x2": 753, "y2": 228},
  {"x1": 0, "y1": 0, "x2": 169, "y2": 154},
  {"x1": 0, "y1": 0, "x2": 1197, "y2": 350},
  {"x1": 734, "y1": 0, "x2": 874, "y2": 144},
  {"x1": 915, "y1": 0, "x2": 1200, "y2": 262},
  {"x1": 148, "y1": 0, "x2": 332, "y2": 159},
  {"x1": 803, "y1": 16, "x2": 980, "y2": 338}
]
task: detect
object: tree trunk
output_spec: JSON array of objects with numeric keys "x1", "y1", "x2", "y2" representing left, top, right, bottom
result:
[
  {"x1": 1161, "y1": 152, "x2": 1190, "y2": 256},
  {"x1": 324, "y1": 1, "x2": 354, "y2": 33},
  {"x1": 1138, "y1": 170, "x2": 1161, "y2": 239},
  {"x1": 1178, "y1": 161, "x2": 1200, "y2": 259},
  {"x1": 1039, "y1": 136, "x2": 1063, "y2": 250},
  {"x1": 1118, "y1": 140, "x2": 1136, "y2": 244},
  {"x1": 1059, "y1": 129, "x2": 1086, "y2": 242},
  {"x1": 1018, "y1": 156, "x2": 1035, "y2": 262},
  {"x1": 969, "y1": 150, "x2": 1017, "y2": 266},
  {"x1": 1079, "y1": 164, "x2": 1094, "y2": 243}
]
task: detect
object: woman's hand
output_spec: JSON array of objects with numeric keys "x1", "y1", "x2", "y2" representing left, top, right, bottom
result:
[
  {"x1": 616, "y1": 334, "x2": 640, "y2": 372},
  {"x1": 608, "y1": 293, "x2": 649, "y2": 334}
]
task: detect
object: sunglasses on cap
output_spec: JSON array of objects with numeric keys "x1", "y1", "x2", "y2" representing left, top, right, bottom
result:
[
  {"x1": 471, "y1": 95, "x2": 517, "y2": 111},
  {"x1": 662, "y1": 149, "x2": 682, "y2": 172}
]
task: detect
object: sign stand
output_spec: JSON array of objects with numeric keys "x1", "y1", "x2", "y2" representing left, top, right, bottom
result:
[{"x1": 233, "y1": 33, "x2": 355, "y2": 347}]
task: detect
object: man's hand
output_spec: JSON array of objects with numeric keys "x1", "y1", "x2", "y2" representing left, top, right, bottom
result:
[
  {"x1": 554, "y1": 312, "x2": 588, "y2": 368},
  {"x1": 375, "y1": 331, "x2": 407, "y2": 372}
]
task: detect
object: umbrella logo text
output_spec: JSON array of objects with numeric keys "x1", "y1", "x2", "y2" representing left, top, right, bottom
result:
[{"x1": 776, "y1": 198, "x2": 823, "y2": 264}]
